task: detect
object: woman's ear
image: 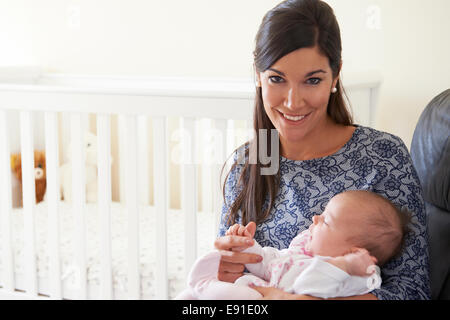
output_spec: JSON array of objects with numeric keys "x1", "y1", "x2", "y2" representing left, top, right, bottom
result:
[{"x1": 332, "y1": 60, "x2": 343, "y2": 89}]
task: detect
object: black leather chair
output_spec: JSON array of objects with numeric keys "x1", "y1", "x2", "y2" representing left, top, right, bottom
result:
[{"x1": 410, "y1": 89, "x2": 450, "y2": 300}]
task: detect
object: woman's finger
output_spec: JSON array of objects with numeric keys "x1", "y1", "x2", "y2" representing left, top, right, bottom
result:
[
  {"x1": 250, "y1": 285, "x2": 270, "y2": 296},
  {"x1": 219, "y1": 250, "x2": 262, "y2": 264},
  {"x1": 214, "y1": 235, "x2": 254, "y2": 251},
  {"x1": 217, "y1": 270, "x2": 243, "y2": 283},
  {"x1": 218, "y1": 261, "x2": 245, "y2": 273},
  {"x1": 250, "y1": 285, "x2": 321, "y2": 300}
]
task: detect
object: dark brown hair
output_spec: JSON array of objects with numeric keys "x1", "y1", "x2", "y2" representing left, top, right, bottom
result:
[{"x1": 222, "y1": 0, "x2": 353, "y2": 227}]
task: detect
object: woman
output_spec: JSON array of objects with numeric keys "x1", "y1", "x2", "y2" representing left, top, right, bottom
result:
[{"x1": 214, "y1": 0, "x2": 430, "y2": 300}]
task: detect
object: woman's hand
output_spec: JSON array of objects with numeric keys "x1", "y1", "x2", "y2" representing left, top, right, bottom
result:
[
  {"x1": 214, "y1": 234, "x2": 262, "y2": 283},
  {"x1": 250, "y1": 286, "x2": 322, "y2": 300}
]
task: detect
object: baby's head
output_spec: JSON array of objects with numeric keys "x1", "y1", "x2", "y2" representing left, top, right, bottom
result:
[{"x1": 308, "y1": 190, "x2": 410, "y2": 266}]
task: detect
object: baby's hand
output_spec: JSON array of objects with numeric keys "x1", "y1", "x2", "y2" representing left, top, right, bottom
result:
[
  {"x1": 225, "y1": 222, "x2": 257, "y2": 252},
  {"x1": 226, "y1": 221, "x2": 256, "y2": 239},
  {"x1": 342, "y1": 248, "x2": 378, "y2": 277}
]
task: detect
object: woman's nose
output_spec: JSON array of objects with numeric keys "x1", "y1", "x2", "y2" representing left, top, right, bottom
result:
[{"x1": 284, "y1": 86, "x2": 304, "y2": 110}]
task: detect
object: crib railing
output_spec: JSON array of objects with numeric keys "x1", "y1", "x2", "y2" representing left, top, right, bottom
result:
[
  {"x1": 0, "y1": 72, "x2": 380, "y2": 299},
  {"x1": 0, "y1": 75, "x2": 256, "y2": 299}
]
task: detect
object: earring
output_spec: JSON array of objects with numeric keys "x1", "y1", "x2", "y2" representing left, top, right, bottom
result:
[{"x1": 331, "y1": 87, "x2": 337, "y2": 93}]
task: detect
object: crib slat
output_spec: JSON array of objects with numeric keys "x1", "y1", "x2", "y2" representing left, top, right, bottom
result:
[
  {"x1": 44, "y1": 112, "x2": 62, "y2": 299},
  {"x1": 200, "y1": 119, "x2": 213, "y2": 214},
  {"x1": 20, "y1": 111, "x2": 38, "y2": 296},
  {"x1": 137, "y1": 116, "x2": 150, "y2": 205},
  {"x1": 213, "y1": 119, "x2": 228, "y2": 235},
  {"x1": 180, "y1": 117, "x2": 197, "y2": 279},
  {"x1": 70, "y1": 114, "x2": 87, "y2": 299},
  {"x1": 97, "y1": 114, "x2": 113, "y2": 299},
  {"x1": 226, "y1": 120, "x2": 236, "y2": 163},
  {"x1": 118, "y1": 116, "x2": 126, "y2": 203},
  {"x1": 122, "y1": 115, "x2": 140, "y2": 299},
  {"x1": 152, "y1": 117, "x2": 169, "y2": 299},
  {"x1": 0, "y1": 110, "x2": 14, "y2": 292}
]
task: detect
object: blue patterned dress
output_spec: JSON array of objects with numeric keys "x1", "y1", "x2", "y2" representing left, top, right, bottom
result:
[{"x1": 218, "y1": 125, "x2": 430, "y2": 300}]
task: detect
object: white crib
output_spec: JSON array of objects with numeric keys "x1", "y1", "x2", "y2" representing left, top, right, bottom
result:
[{"x1": 0, "y1": 68, "x2": 381, "y2": 300}]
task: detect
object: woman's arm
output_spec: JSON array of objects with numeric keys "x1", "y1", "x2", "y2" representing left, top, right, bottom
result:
[
  {"x1": 251, "y1": 286, "x2": 378, "y2": 300},
  {"x1": 327, "y1": 293, "x2": 377, "y2": 300},
  {"x1": 369, "y1": 137, "x2": 431, "y2": 300}
]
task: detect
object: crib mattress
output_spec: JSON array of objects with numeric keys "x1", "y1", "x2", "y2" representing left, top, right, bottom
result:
[{"x1": 0, "y1": 201, "x2": 217, "y2": 299}]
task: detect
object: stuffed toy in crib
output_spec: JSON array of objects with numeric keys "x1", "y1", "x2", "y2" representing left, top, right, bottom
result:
[
  {"x1": 60, "y1": 132, "x2": 98, "y2": 203},
  {"x1": 10, "y1": 150, "x2": 47, "y2": 204},
  {"x1": 59, "y1": 132, "x2": 111, "y2": 203}
]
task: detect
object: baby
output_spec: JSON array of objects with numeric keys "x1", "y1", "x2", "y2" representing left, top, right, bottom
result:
[{"x1": 186, "y1": 190, "x2": 410, "y2": 299}]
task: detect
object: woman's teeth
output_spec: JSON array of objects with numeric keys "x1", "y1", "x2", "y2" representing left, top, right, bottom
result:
[{"x1": 282, "y1": 113, "x2": 306, "y2": 121}]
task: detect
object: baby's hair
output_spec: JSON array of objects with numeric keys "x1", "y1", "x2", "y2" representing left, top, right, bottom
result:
[{"x1": 343, "y1": 190, "x2": 412, "y2": 266}]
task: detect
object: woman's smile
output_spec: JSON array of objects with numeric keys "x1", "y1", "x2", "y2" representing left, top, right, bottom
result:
[{"x1": 276, "y1": 109, "x2": 312, "y2": 125}]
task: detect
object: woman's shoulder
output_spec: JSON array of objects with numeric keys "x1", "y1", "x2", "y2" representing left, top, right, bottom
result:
[
  {"x1": 352, "y1": 125, "x2": 408, "y2": 148},
  {"x1": 347, "y1": 125, "x2": 410, "y2": 157},
  {"x1": 344, "y1": 125, "x2": 418, "y2": 181},
  {"x1": 350, "y1": 126, "x2": 424, "y2": 209}
]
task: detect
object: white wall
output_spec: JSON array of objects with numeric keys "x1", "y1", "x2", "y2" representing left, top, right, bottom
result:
[
  {"x1": 1, "y1": 0, "x2": 449, "y2": 150},
  {"x1": 328, "y1": 0, "x2": 450, "y2": 147}
]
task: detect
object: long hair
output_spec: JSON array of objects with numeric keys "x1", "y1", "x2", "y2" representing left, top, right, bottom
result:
[{"x1": 222, "y1": 0, "x2": 353, "y2": 226}]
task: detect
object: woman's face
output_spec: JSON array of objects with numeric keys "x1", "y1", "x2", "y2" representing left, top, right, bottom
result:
[{"x1": 257, "y1": 45, "x2": 338, "y2": 149}]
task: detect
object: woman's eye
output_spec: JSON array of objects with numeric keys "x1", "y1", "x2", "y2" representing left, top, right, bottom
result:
[
  {"x1": 268, "y1": 76, "x2": 284, "y2": 84},
  {"x1": 306, "y1": 78, "x2": 322, "y2": 85}
]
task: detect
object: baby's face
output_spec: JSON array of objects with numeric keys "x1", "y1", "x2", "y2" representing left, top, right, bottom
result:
[{"x1": 308, "y1": 194, "x2": 363, "y2": 257}]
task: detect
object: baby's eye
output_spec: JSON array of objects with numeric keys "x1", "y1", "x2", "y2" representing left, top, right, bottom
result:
[
  {"x1": 306, "y1": 78, "x2": 322, "y2": 85},
  {"x1": 268, "y1": 76, "x2": 284, "y2": 84}
]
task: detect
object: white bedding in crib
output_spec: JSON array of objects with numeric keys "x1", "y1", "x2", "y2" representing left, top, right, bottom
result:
[{"x1": 0, "y1": 201, "x2": 217, "y2": 299}]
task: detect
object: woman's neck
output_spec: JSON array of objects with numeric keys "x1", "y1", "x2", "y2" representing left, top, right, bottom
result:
[{"x1": 280, "y1": 119, "x2": 355, "y2": 161}]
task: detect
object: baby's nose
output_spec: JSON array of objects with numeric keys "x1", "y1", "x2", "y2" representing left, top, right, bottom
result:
[{"x1": 312, "y1": 215, "x2": 318, "y2": 224}]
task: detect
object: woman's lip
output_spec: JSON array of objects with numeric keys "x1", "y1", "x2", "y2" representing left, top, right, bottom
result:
[
  {"x1": 277, "y1": 110, "x2": 311, "y2": 122},
  {"x1": 278, "y1": 111, "x2": 309, "y2": 117}
]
